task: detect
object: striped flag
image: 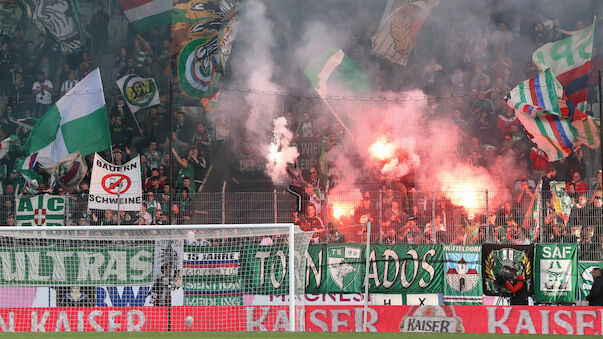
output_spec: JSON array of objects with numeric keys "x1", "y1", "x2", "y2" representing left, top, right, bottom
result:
[
  {"x1": 17, "y1": 152, "x2": 42, "y2": 184},
  {"x1": 507, "y1": 69, "x2": 577, "y2": 160},
  {"x1": 371, "y1": 0, "x2": 439, "y2": 67},
  {"x1": 117, "y1": 0, "x2": 172, "y2": 32},
  {"x1": 11, "y1": 117, "x2": 37, "y2": 131},
  {"x1": 506, "y1": 68, "x2": 599, "y2": 161},
  {"x1": 532, "y1": 23, "x2": 594, "y2": 112}
]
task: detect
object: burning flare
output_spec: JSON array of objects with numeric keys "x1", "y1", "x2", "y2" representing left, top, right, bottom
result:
[
  {"x1": 437, "y1": 164, "x2": 500, "y2": 214},
  {"x1": 369, "y1": 137, "x2": 395, "y2": 160},
  {"x1": 332, "y1": 202, "x2": 355, "y2": 220}
]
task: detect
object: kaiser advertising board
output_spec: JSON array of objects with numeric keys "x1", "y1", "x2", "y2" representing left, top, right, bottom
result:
[
  {"x1": 0, "y1": 306, "x2": 601, "y2": 333},
  {"x1": 88, "y1": 153, "x2": 142, "y2": 211}
]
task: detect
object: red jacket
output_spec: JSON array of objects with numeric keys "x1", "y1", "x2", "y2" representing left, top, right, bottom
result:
[
  {"x1": 567, "y1": 180, "x2": 587, "y2": 194},
  {"x1": 505, "y1": 274, "x2": 525, "y2": 293},
  {"x1": 497, "y1": 114, "x2": 520, "y2": 137}
]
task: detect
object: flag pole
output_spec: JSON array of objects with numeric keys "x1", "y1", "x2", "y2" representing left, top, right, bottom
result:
[
  {"x1": 168, "y1": 77, "x2": 174, "y2": 226},
  {"x1": 317, "y1": 94, "x2": 352, "y2": 137},
  {"x1": 599, "y1": 70, "x2": 602, "y2": 172}
]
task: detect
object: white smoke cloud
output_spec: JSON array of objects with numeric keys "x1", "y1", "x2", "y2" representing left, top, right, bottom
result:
[{"x1": 222, "y1": 0, "x2": 299, "y2": 184}]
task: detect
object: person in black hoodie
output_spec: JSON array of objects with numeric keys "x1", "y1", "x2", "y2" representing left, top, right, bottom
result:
[
  {"x1": 587, "y1": 268, "x2": 603, "y2": 306},
  {"x1": 504, "y1": 266, "x2": 528, "y2": 305}
]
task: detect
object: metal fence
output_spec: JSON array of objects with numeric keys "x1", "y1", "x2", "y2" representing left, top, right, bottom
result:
[{"x1": 2, "y1": 188, "x2": 602, "y2": 260}]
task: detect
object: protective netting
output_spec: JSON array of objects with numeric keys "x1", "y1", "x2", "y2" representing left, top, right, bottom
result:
[{"x1": 0, "y1": 225, "x2": 311, "y2": 332}]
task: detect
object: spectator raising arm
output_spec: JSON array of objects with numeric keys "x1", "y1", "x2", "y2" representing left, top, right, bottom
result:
[{"x1": 171, "y1": 147, "x2": 187, "y2": 168}]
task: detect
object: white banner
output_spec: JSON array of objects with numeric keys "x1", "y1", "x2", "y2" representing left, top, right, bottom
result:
[{"x1": 88, "y1": 153, "x2": 142, "y2": 211}]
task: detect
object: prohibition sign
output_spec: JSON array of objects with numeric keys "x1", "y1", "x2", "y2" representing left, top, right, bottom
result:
[{"x1": 101, "y1": 174, "x2": 132, "y2": 195}]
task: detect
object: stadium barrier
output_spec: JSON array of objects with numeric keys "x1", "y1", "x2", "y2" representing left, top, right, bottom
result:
[{"x1": 0, "y1": 305, "x2": 600, "y2": 333}]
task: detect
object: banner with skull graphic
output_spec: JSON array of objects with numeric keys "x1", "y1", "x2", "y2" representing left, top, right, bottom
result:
[{"x1": 18, "y1": 0, "x2": 85, "y2": 55}]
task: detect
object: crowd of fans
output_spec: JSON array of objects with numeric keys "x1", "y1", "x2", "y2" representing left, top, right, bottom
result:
[
  {"x1": 0, "y1": 2, "x2": 216, "y2": 226},
  {"x1": 285, "y1": 3, "x2": 603, "y2": 260},
  {"x1": 0, "y1": 0, "x2": 601, "y2": 260}
]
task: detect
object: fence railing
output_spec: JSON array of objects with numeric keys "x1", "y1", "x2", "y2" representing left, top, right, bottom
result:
[{"x1": 1, "y1": 189, "x2": 602, "y2": 260}]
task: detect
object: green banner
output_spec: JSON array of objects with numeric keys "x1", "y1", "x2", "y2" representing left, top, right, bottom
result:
[
  {"x1": 443, "y1": 245, "x2": 482, "y2": 304},
  {"x1": 243, "y1": 244, "x2": 291, "y2": 295},
  {"x1": 247, "y1": 244, "x2": 443, "y2": 295},
  {"x1": 0, "y1": 246, "x2": 153, "y2": 286},
  {"x1": 182, "y1": 245, "x2": 243, "y2": 305},
  {"x1": 305, "y1": 244, "x2": 326, "y2": 293},
  {"x1": 243, "y1": 243, "x2": 365, "y2": 295},
  {"x1": 16, "y1": 194, "x2": 65, "y2": 226},
  {"x1": 534, "y1": 244, "x2": 578, "y2": 303},
  {"x1": 367, "y1": 244, "x2": 443, "y2": 294},
  {"x1": 578, "y1": 261, "x2": 603, "y2": 300}
]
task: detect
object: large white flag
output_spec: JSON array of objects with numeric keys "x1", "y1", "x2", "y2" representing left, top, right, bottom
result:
[{"x1": 22, "y1": 68, "x2": 111, "y2": 169}]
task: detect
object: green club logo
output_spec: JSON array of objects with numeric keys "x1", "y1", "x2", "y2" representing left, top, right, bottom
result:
[
  {"x1": 328, "y1": 246, "x2": 361, "y2": 290},
  {"x1": 122, "y1": 75, "x2": 157, "y2": 107},
  {"x1": 178, "y1": 36, "x2": 222, "y2": 99}
]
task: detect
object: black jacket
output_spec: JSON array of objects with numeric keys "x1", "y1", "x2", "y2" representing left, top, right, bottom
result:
[{"x1": 587, "y1": 276, "x2": 603, "y2": 306}]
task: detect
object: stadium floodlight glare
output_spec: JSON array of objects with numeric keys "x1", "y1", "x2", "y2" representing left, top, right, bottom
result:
[{"x1": 0, "y1": 224, "x2": 310, "y2": 332}]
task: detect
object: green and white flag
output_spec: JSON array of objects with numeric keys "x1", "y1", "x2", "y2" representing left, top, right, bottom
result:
[
  {"x1": 534, "y1": 244, "x2": 578, "y2": 303},
  {"x1": 578, "y1": 261, "x2": 603, "y2": 300},
  {"x1": 22, "y1": 68, "x2": 111, "y2": 169},
  {"x1": 16, "y1": 194, "x2": 65, "y2": 226},
  {"x1": 443, "y1": 245, "x2": 482, "y2": 305},
  {"x1": 304, "y1": 48, "x2": 371, "y2": 97},
  {"x1": 116, "y1": 74, "x2": 160, "y2": 114}
]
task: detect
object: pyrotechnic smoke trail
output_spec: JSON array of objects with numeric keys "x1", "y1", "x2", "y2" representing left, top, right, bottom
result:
[
  {"x1": 229, "y1": 0, "x2": 301, "y2": 185},
  {"x1": 265, "y1": 117, "x2": 299, "y2": 185}
]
